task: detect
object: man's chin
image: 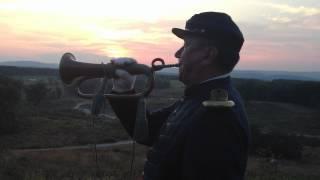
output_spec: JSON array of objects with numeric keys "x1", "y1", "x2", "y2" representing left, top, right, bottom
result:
[
  {"x1": 178, "y1": 74, "x2": 183, "y2": 83},
  {"x1": 179, "y1": 66, "x2": 188, "y2": 85},
  {"x1": 178, "y1": 67, "x2": 183, "y2": 82},
  {"x1": 178, "y1": 72, "x2": 187, "y2": 85}
]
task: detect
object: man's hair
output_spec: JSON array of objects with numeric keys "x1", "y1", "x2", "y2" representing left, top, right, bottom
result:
[
  {"x1": 202, "y1": 38, "x2": 240, "y2": 73},
  {"x1": 216, "y1": 48, "x2": 240, "y2": 73}
]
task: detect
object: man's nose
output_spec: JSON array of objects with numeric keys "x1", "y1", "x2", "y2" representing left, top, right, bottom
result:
[{"x1": 175, "y1": 47, "x2": 183, "y2": 58}]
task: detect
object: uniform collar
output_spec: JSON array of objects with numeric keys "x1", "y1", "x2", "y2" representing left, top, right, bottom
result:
[
  {"x1": 184, "y1": 76, "x2": 231, "y2": 98},
  {"x1": 200, "y1": 73, "x2": 231, "y2": 84}
]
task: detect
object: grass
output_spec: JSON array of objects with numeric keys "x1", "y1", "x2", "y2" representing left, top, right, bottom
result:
[
  {"x1": 246, "y1": 154, "x2": 320, "y2": 180},
  {"x1": 0, "y1": 144, "x2": 148, "y2": 180},
  {"x1": 1, "y1": 78, "x2": 320, "y2": 179},
  {"x1": 1, "y1": 145, "x2": 320, "y2": 180},
  {"x1": 0, "y1": 97, "x2": 129, "y2": 149},
  {"x1": 247, "y1": 101, "x2": 320, "y2": 136}
]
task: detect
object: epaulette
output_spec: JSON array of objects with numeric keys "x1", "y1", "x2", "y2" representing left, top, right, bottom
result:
[{"x1": 202, "y1": 88, "x2": 235, "y2": 108}]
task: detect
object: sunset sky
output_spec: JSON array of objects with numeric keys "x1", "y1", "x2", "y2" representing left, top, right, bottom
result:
[{"x1": 0, "y1": 0, "x2": 319, "y2": 71}]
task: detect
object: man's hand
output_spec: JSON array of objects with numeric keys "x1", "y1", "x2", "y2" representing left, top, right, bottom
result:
[{"x1": 111, "y1": 58, "x2": 137, "y2": 93}]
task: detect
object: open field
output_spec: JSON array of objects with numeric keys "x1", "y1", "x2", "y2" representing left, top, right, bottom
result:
[
  {"x1": 1, "y1": 144, "x2": 320, "y2": 180},
  {"x1": 1, "y1": 144, "x2": 148, "y2": 180},
  {"x1": 0, "y1": 97, "x2": 129, "y2": 149},
  {"x1": 247, "y1": 101, "x2": 320, "y2": 136},
  {"x1": 1, "y1": 74, "x2": 320, "y2": 179}
]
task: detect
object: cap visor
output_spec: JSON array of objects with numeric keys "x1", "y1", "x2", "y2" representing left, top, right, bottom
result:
[{"x1": 172, "y1": 28, "x2": 195, "y2": 39}]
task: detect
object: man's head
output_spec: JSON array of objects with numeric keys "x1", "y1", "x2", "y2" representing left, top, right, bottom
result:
[{"x1": 172, "y1": 12, "x2": 244, "y2": 85}]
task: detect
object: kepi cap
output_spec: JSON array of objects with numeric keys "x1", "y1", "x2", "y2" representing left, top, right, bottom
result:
[{"x1": 172, "y1": 12, "x2": 244, "y2": 52}]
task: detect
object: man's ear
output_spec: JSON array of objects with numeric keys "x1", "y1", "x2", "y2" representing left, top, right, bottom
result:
[
  {"x1": 208, "y1": 46, "x2": 218, "y2": 59},
  {"x1": 201, "y1": 47, "x2": 218, "y2": 65}
]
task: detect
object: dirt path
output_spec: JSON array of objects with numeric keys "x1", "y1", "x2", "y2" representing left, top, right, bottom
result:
[
  {"x1": 73, "y1": 101, "x2": 116, "y2": 120},
  {"x1": 13, "y1": 140, "x2": 133, "y2": 153},
  {"x1": 73, "y1": 101, "x2": 91, "y2": 110}
]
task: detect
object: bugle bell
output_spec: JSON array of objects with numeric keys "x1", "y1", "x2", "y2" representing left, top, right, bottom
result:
[{"x1": 59, "y1": 52, "x2": 154, "y2": 98}]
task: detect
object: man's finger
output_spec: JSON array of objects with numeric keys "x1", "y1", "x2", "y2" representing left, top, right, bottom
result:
[
  {"x1": 111, "y1": 58, "x2": 137, "y2": 65},
  {"x1": 114, "y1": 69, "x2": 132, "y2": 80}
]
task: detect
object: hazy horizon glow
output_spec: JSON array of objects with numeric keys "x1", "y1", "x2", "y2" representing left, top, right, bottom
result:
[{"x1": 0, "y1": 0, "x2": 319, "y2": 71}]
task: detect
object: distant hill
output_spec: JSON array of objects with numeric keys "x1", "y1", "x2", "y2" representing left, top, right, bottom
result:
[
  {"x1": 0, "y1": 60, "x2": 319, "y2": 81},
  {"x1": 0, "y1": 66, "x2": 58, "y2": 77},
  {"x1": 157, "y1": 68, "x2": 320, "y2": 82},
  {"x1": 0, "y1": 61, "x2": 58, "y2": 69},
  {"x1": 231, "y1": 70, "x2": 320, "y2": 81}
]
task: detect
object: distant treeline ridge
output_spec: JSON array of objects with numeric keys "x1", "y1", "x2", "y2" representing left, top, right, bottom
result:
[
  {"x1": 1, "y1": 66, "x2": 320, "y2": 108},
  {"x1": 234, "y1": 78, "x2": 320, "y2": 108},
  {"x1": 0, "y1": 66, "x2": 58, "y2": 77}
]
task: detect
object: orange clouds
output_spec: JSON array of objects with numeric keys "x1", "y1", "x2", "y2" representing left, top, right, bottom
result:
[{"x1": 0, "y1": 0, "x2": 319, "y2": 71}]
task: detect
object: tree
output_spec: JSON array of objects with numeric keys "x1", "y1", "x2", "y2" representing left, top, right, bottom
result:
[
  {"x1": 24, "y1": 81, "x2": 49, "y2": 105},
  {"x1": 0, "y1": 75, "x2": 22, "y2": 135}
]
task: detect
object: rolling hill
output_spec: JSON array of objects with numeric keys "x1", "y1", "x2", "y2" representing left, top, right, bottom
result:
[{"x1": 1, "y1": 60, "x2": 319, "y2": 81}]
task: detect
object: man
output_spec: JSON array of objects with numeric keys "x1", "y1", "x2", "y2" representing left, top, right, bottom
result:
[{"x1": 109, "y1": 12, "x2": 250, "y2": 180}]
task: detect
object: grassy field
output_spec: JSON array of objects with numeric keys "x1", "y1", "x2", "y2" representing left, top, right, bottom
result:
[
  {"x1": 0, "y1": 97, "x2": 129, "y2": 149},
  {"x1": 1, "y1": 145, "x2": 320, "y2": 180},
  {"x1": 1, "y1": 145, "x2": 148, "y2": 180},
  {"x1": 247, "y1": 101, "x2": 320, "y2": 136},
  {"x1": 1, "y1": 78, "x2": 320, "y2": 179}
]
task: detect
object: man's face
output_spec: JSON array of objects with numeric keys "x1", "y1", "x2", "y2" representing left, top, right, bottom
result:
[{"x1": 175, "y1": 36, "x2": 211, "y2": 85}]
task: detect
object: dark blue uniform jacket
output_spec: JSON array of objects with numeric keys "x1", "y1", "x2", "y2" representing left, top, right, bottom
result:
[{"x1": 109, "y1": 77, "x2": 250, "y2": 180}]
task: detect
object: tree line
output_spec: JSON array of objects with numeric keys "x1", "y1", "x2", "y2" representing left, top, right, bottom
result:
[
  {"x1": 0, "y1": 66, "x2": 58, "y2": 77},
  {"x1": 1, "y1": 64, "x2": 320, "y2": 108},
  {"x1": 233, "y1": 78, "x2": 320, "y2": 108},
  {"x1": 0, "y1": 75, "x2": 62, "y2": 135}
]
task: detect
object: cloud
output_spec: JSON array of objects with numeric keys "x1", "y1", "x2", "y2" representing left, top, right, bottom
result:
[
  {"x1": 238, "y1": 20, "x2": 320, "y2": 71},
  {"x1": 262, "y1": 2, "x2": 320, "y2": 16},
  {"x1": 269, "y1": 16, "x2": 292, "y2": 23},
  {"x1": 0, "y1": 0, "x2": 319, "y2": 71},
  {"x1": 0, "y1": 8, "x2": 182, "y2": 64}
]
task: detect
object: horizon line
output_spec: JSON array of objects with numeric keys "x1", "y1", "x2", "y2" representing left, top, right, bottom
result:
[{"x1": 0, "y1": 60, "x2": 319, "y2": 73}]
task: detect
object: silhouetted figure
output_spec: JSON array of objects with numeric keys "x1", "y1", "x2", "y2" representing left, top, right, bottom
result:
[{"x1": 109, "y1": 12, "x2": 250, "y2": 180}]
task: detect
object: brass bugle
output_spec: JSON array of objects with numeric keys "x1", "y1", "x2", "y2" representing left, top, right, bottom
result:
[
  {"x1": 151, "y1": 58, "x2": 180, "y2": 71},
  {"x1": 59, "y1": 52, "x2": 154, "y2": 98},
  {"x1": 60, "y1": 52, "x2": 152, "y2": 85}
]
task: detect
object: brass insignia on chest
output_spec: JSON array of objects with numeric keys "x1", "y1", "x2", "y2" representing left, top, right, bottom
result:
[{"x1": 202, "y1": 89, "x2": 235, "y2": 108}]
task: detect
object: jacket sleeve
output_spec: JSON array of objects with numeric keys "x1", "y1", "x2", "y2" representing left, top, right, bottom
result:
[
  {"x1": 108, "y1": 95, "x2": 140, "y2": 138},
  {"x1": 108, "y1": 94, "x2": 179, "y2": 146},
  {"x1": 145, "y1": 101, "x2": 180, "y2": 145},
  {"x1": 182, "y1": 108, "x2": 247, "y2": 180}
]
